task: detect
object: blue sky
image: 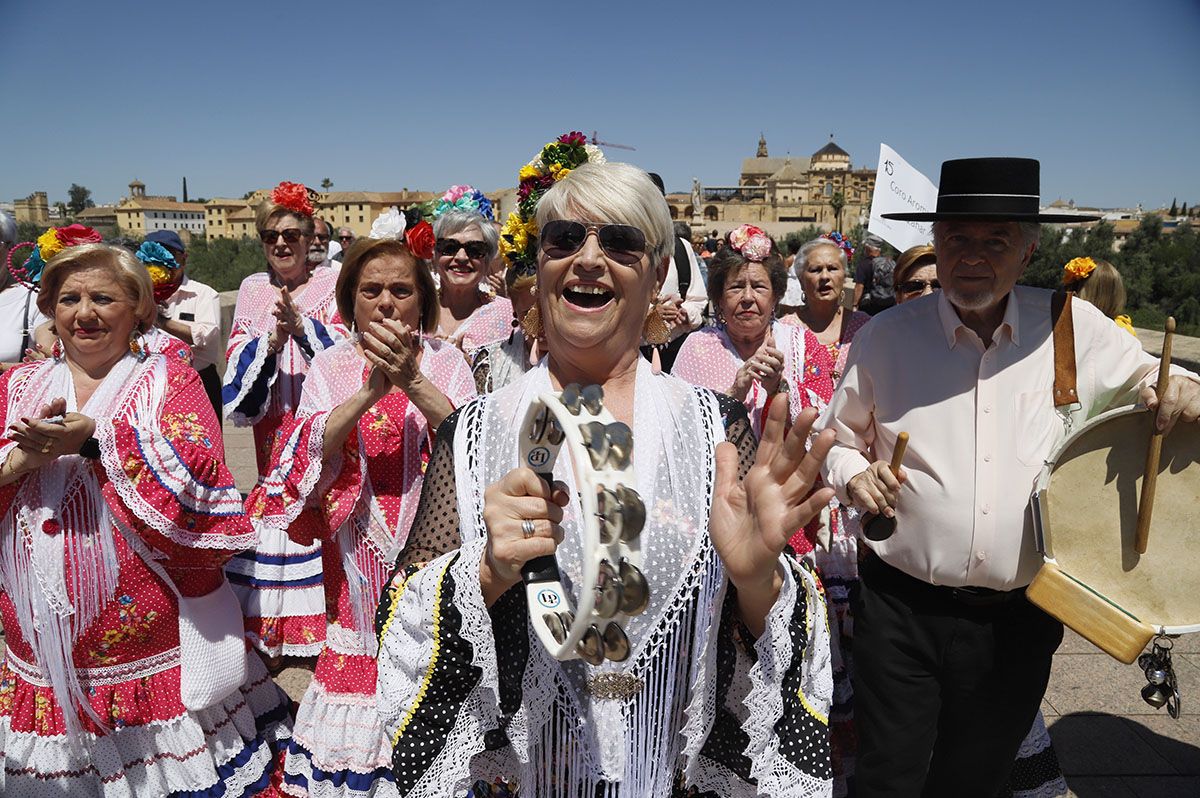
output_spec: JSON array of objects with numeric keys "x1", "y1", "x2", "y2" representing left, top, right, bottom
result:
[{"x1": 3, "y1": 0, "x2": 1198, "y2": 210}]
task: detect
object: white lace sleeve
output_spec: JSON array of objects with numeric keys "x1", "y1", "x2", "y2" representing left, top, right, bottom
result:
[
  {"x1": 683, "y1": 556, "x2": 834, "y2": 798},
  {"x1": 375, "y1": 535, "x2": 514, "y2": 798}
]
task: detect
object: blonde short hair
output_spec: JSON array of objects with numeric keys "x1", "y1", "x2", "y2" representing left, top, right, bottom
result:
[
  {"x1": 535, "y1": 161, "x2": 674, "y2": 268},
  {"x1": 37, "y1": 243, "x2": 157, "y2": 329},
  {"x1": 1072, "y1": 259, "x2": 1126, "y2": 318}
]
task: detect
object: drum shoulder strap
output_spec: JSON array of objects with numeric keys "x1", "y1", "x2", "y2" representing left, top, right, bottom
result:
[{"x1": 1052, "y1": 290, "x2": 1079, "y2": 408}]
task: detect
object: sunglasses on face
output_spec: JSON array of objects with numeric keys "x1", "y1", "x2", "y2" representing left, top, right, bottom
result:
[
  {"x1": 898, "y1": 278, "x2": 940, "y2": 294},
  {"x1": 539, "y1": 220, "x2": 647, "y2": 265},
  {"x1": 314, "y1": 233, "x2": 331, "y2": 243},
  {"x1": 435, "y1": 238, "x2": 491, "y2": 260},
  {"x1": 259, "y1": 228, "x2": 305, "y2": 245},
  {"x1": 337, "y1": 235, "x2": 354, "y2": 242}
]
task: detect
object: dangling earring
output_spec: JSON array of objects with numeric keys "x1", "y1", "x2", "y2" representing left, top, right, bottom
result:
[
  {"x1": 129, "y1": 330, "x2": 147, "y2": 361},
  {"x1": 521, "y1": 305, "x2": 542, "y2": 339},
  {"x1": 642, "y1": 298, "x2": 671, "y2": 346},
  {"x1": 50, "y1": 337, "x2": 64, "y2": 361}
]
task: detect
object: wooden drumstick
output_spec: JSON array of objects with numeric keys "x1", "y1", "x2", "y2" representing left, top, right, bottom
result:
[
  {"x1": 1134, "y1": 317, "x2": 1175, "y2": 554},
  {"x1": 890, "y1": 432, "x2": 909, "y2": 479},
  {"x1": 862, "y1": 432, "x2": 908, "y2": 542}
]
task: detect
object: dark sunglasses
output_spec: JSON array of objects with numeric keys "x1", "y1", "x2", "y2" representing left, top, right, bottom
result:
[
  {"x1": 540, "y1": 220, "x2": 647, "y2": 265},
  {"x1": 314, "y1": 233, "x2": 331, "y2": 243},
  {"x1": 337, "y1": 234, "x2": 355, "y2": 242},
  {"x1": 259, "y1": 228, "x2": 306, "y2": 245},
  {"x1": 898, "y1": 278, "x2": 940, "y2": 294},
  {"x1": 435, "y1": 238, "x2": 491, "y2": 260}
]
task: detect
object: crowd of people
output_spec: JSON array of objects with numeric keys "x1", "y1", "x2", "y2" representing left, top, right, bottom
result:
[{"x1": 0, "y1": 137, "x2": 1196, "y2": 798}]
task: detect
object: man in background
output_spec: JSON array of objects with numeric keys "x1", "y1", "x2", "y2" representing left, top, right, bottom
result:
[{"x1": 148, "y1": 230, "x2": 223, "y2": 416}]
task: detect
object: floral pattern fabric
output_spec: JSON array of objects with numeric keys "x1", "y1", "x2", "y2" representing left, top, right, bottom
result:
[{"x1": 0, "y1": 354, "x2": 292, "y2": 797}]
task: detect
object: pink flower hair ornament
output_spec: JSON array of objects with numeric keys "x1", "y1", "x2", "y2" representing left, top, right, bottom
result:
[
  {"x1": 728, "y1": 224, "x2": 773, "y2": 262},
  {"x1": 270, "y1": 181, "x2": 315, "y2": 218}
]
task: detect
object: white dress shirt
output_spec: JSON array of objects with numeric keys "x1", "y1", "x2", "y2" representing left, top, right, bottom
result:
[
  {"x1": 160, "y1": 276, "x2": 222, "y2": 370},
  {"x1": 817, "y1": 285, "x2": 1198, "y2": 590},
  {"x1": 659, "y1": 238, "x2": 708, "y2": 337}
]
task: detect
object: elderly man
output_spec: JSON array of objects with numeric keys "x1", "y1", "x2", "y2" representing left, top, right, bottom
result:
[
  {"x1": 308, "y1": 216, "x2": 338, "y2": 269},
  {"x1": 333, "y1": 226, "x2": 355, "y2": 263},
  {"x1": 818, "y1": 158, "x2": 1200, "y2": 797}
]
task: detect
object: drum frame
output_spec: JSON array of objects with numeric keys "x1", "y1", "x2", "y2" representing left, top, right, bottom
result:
[{"x1": 1031, "y1": 405, "x2": 1200, "y2": 641}]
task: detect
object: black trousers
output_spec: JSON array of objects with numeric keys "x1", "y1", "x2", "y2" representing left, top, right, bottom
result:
[
  {"x1": 198, "y1": 364, "x2": 223, "y2": 422},
  {"x1": 852, "y1": 554, "x2": 1063, "y2": 798}
]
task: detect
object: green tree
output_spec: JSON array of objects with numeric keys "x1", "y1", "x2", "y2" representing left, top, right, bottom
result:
[
  {"x1": 320, "y1": 178, "x2": 333, "y2": 191},
  {"x1": 1169, "y1": 198, "x2": 1178, "y2": 216},
  {"x1": 830, "y1": 191, "x2": 846, "y2": 231},
  {"x1": 67, "y1": 184, "x2": 94, "y2": 216},
  {"x1": 185, "y1": 235, "x2": 268, "y2": 292}
]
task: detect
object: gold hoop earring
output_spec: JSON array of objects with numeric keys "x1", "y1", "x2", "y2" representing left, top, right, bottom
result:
[{"x1": 521, "y1": 305, "x2": 542, "y2": 339}]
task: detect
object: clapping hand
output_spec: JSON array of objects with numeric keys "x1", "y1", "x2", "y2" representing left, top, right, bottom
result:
[
  {"x1": 709, "y1": 401, "x2": 835, "y2": 631},
  {"x1": 733, "y1": 331, "x2": 785, "y2": 397},
  {"x1": 7, "y1": 398, "x2": 96, "y2": 463},
  {"x1": 361, "y1": 319, "x2": 421, "y2": 393},
  {"x1": 270, "y1": 288, "x2": 304, "y2": 349}
]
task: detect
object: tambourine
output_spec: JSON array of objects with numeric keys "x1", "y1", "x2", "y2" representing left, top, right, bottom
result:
[
  {"x1": 519, "y1": 384, "x2": 649, "y2": 665},
  {"x1": 1027, "y1": 406, "x2": 1200, "y2": 664}
]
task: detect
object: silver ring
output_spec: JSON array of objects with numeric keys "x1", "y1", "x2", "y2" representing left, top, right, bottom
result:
[{"x1": 521, "y1": 519, "x2": 536, "y2": 538}]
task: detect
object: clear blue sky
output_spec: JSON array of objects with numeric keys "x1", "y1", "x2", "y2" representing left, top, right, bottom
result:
[{"x1": 3, "y1": 0, "x2": 1197, "y2": 210}]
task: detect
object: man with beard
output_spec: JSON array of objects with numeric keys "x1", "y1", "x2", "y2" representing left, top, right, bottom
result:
[
  {"x1": 817, "y1": 157, "x2": 1200, "y2": 797},
  {"x1": 308, "y1": 217, "x2": 338, "y2": 270}
]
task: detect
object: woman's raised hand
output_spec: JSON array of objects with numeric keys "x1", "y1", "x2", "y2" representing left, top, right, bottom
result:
[
  {"x1": 361, "y1": 320, "x2": 421, "y2": 391},
  {"x1": 480, "y1": 468, "x2": 569, "y2": 603},
  {"x1": 709, "y1": 401, "x2": 835, "y2": 602}
]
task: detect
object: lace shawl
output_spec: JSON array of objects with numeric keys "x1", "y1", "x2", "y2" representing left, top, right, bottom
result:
[{"x1": 376, "y1": 360, "x2": 834, "y2": 797}]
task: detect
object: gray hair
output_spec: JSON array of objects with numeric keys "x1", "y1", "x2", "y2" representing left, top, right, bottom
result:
[
  {"x1": 535, "y1": 161, "x2": 674, "y2": 268},
  {"x1": 794, "y1": 238, "x2": 847, "y2": 276},
  {"x1": 433, "y1": 210, "x2": 499, "y2": 261},
  {"x1": 0, "y1": 211, "x2": 16, "y2": 247}
]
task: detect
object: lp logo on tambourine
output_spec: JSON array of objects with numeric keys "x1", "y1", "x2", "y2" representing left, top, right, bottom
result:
[
  {"x1": 528, "y1": 447, "x2": 551, "y2": 468},
  {"x1": 537, "y1": 589, "x2": 561, "y2": 609}
]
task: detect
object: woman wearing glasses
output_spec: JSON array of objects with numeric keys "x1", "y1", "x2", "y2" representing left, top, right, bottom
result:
[
  {"x1": 431, "y1": 196, "x2": 514, "y2": 355},
  {"x1": 892, "y1": 244, "x2": 940, "y2": 304},
  {"x1": 782, "y1": 237, "x2": 871, "y2": 384},
  {"x1": 253, "y1": 221, "x2": 475, "y2": 797},
  {"x1": 377, "y1": 160, "x2": 836, "y2": 797},
  {"x1": 223, "y1": 181, "x2": 347, "y2": 662}
]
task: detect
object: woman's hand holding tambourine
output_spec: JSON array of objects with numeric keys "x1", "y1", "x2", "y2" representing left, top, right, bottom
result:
[
  {"x1": 709, "y1": 401, "x2": 835, "y2": 634},
  {"x1": 480, "y1": 467, "x2": 570, "y2": 606}
]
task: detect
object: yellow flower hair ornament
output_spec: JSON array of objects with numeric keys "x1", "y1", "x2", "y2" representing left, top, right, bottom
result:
[{"x1": 1063, "y1": 256, "x2": 1097, "y2": 284}]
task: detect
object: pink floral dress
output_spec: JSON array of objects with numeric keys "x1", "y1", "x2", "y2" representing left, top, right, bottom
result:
[
  {"x1": 248, "y1": 338, "x2": 475, "y2": 797},
  {"x1": 222, "y1": 269, "x2": 348, "y2": 657},
  {"x1": 0, "y1": 354, "x2": 292, "y2": 797}
]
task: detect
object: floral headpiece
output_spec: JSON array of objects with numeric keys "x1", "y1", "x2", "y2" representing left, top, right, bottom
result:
[
  {"x1": 369, "y1": 206, "x2": 436, "y2": 261},
  {"x1": 728, "y1": 224, "x2": 773, "y2": 262},
  {"x1": 500, "y1": 130, "x2": 606, "y2": 278},
  {"x1": 821, "y1": 231, "x2": 855, "y2": 265},
  {"x1": 271, "y1": 181, "x2": 316, "y2": 218},
  {"x1": 135, "y1": 241, "x2": 184, "y2": 302},
  {"x1": 6, "y1": 223, "x2": 103, "y2": 288},
  {"x1": 432, "y1": 184, "x2": 494, "y2": 221},
  {"x1": 1063, "y1": 256, "x2": 1097, "y2": 284}
]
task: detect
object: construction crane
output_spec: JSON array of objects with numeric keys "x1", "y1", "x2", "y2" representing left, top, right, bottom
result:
[{"x1": 590, "y1": 131, "x2": 635, "y2": 151}]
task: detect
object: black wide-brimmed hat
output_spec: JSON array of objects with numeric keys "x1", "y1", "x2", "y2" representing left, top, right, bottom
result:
[{"x1": 882, "y1": 157, "x2": 1100, "y2": 223}]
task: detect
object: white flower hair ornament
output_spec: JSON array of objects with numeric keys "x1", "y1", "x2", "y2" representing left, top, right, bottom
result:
[{"x1": 370, "y1": 207, "x2": 407, "y2": 240}]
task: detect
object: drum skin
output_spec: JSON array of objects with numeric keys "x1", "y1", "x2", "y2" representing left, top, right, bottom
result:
[{"x1": 1038, "y1": 407, "x2": 1200, "y2": 633}]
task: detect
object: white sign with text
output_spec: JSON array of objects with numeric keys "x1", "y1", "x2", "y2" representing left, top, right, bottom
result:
[{"x1": 868, "y1": 144, "x2": 937, "y2": 251}]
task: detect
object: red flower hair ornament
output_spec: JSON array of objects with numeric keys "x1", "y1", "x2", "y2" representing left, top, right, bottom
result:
[
  {"x1": 404, "y1": 221, "x2": 436, "y2": 261},
  {"x1": 271, "y1": 181, "x2": 315, "y2": 217}
]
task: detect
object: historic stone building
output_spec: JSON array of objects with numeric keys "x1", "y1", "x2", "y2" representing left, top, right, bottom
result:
[{"x1": 665, "y1": 135, "x2": 876, "y2": 236}]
